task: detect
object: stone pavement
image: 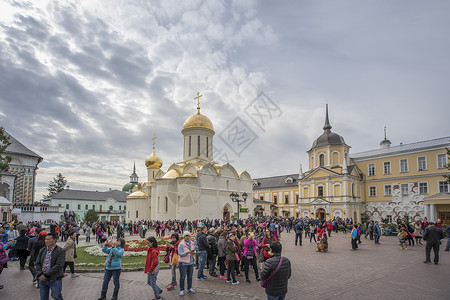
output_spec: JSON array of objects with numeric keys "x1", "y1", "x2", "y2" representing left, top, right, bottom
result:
[{"x1": 1, "y1": 231, "x2": 449, "y2": 300}]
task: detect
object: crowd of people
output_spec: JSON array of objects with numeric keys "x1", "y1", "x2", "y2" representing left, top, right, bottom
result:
[{"x1": 0, "y1": 215, "x2": 448, "y2": 300}]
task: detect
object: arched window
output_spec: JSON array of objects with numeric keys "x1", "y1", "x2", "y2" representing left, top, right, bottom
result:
[{"x1": 319, "y1": 154, "x2": 325, "y2": 167}]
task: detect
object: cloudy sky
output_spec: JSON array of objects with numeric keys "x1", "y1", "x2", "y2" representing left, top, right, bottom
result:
[{"x1": 1, "y1": 0, "x2": 449, "y2": 200}]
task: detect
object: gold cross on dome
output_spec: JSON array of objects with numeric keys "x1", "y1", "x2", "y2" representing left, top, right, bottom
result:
[
  {"x1": 152, "y1": 134, "x2": 157, "y2": 151},
  {"x1": 194, "y1": 92, "x2": 202, "y2": 113}
]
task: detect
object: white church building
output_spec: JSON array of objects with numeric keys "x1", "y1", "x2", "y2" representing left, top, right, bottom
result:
[{"x1": 126, "y1": 94, "x2": 253, "y2": 221}]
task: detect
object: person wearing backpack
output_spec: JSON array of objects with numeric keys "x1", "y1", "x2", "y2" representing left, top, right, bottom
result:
[{"x1": 260, "y1": 241, "x2": 291, "y2": 300}]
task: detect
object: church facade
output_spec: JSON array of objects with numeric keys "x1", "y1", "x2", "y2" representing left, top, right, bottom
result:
[
  {"x1": 253, "y1": 106, "x2": 450, "y2": 224},
  {"x1": 126, "y1": 94, "x2": 253, "y2": 221},
  {"x1": 0, "y1": 131, "x2": 43, "y2": 204}
]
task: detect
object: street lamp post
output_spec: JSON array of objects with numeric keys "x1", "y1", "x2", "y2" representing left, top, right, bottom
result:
[{"x1": 229, "y1": 192, "x2": 248, "y2": 220}]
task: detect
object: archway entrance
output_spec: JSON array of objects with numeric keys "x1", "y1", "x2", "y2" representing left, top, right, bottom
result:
[
  {"x1": 223, "y1": 206, "x2": 230, "y2": 221},
  {"x1": 316, "y1": 208, "x2": 326, "y2": 220}
]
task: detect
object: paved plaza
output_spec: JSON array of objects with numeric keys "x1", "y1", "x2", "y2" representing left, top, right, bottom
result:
[{"x1": 1, "y1": 231, "x2": 449, "y2": 300}]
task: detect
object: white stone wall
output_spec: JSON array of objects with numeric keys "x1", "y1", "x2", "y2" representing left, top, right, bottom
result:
[{"x1": 365, "y1": 182, "x2": 425, "y2": 222}]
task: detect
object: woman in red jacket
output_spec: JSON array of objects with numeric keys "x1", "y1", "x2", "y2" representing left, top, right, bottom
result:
[
  {"x1": 262, "y1": 229, "x2": 277, "y2": 262},
  {"x1": 145, "y1": 236, "x2": 162, "y2": 300}
]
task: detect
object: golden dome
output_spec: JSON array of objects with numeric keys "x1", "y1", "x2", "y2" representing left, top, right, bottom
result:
[
  {"x1": 183, "y1": 112, "x2": 214, "y2": 131},
  {"x1": 145, "y1": 151, "x2": 163, "y2": 168}
]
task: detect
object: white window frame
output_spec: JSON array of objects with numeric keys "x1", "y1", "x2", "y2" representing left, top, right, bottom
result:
[
  {"x1": 419, "y1": 182, "x2": 428, "y2": 195},
  {"x1": 368, "y1": 163, "x2": 375, "y2": 176},
  {"x1": 384, "y1": 185, "x2": 392, "y2": 196},
  {"x1": 369, "y1": 186, "x2": 376, "y2": 197},
  {"x1": 401, "y1": 183, "x2": 409, "y2": 195},
  {"x1": 437, "y1": 154, "x2": 447, "y2": 169},
  {"x1": 383, "y1": 161, "x2": 391, "y2": 174},
  {"x1": 417, "y1": 156, "x2": 427, "y2": 171},
  {"x1": 319, "y1": 152, "x2": 325, "y2": 167},
  {"x1": 317, "y1": 184, "x2": 325, "y2": 197},
  {"x1": 400, "y1": 159, "x2": 409, "y2": 173},
  {"x1": 438, "y1": 181, "x2": 449, "y2": 193},
  {"x1": 386, "y1": 215, "x2": 393, "y2": 223}
]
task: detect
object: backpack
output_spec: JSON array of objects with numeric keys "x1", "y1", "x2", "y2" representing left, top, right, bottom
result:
[{"x1": 0, "y1": 244, "x2": 10, "y2": 270}]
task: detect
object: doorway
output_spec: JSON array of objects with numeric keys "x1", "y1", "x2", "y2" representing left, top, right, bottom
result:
[
  {"x1": 316, "y1": 208, "x2": 326, "y2": 220},
  {"x1": 223, "y1": 206, "x2": 230, "y2": 221}
]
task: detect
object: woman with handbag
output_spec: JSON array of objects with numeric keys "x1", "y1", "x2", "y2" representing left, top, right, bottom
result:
[
  {"x1": 226, "y1": 232, "x2": 240, "y2": 285},
  {"x1": 178, "y1": 231, "x2": 196, "y2": 296},
  {"x1": 166, "y1": 233, "x2": 180, "y2": 291},
  {"x1": 260, "y1": 241, "x2": 291, "y2": 300},
  {"x1": 243, "y1": 232, "x2": 260, "y2": 284},
  {"x1": 63, "y1": 230, "x2": 79, "y2": 277}
]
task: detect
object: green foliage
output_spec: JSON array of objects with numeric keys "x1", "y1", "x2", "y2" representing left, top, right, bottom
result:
[
  {"x1": 44, "y1": 173, "x2": 67, "y2": 199},
  {"x1": 0, "y1": 127, "x2": 12, "y2": 179},
  {"x1": 84, "y1": 209, "x2": 99, "y2": 222},
  {"x1": 361, "y1": 213, "x2": 370, "y2": 225}
]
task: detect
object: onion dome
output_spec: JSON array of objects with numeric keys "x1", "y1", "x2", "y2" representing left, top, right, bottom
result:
[{"x1": 310, "y1": 104, "x2": 347, "y2": 150}]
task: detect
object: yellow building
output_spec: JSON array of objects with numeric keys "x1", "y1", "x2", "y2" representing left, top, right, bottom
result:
[
  {"x1": 352, "y1": 135, "x2": 450, "y2": 224},
  {"x1": 253, "y1": 105, "x2": 450, "y2": 224}
]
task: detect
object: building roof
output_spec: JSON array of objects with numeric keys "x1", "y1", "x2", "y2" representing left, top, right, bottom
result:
[
  {"x1": 5, "y1": 131, "x2": 43, "y2": 160},
  {"x1": 351, "y1": 136, "x2": 450, "y2": 159},
  {"x1": 49, "y1": 189, "x2": 127, "y2": 202},
  {"x1": 309, "y1": 105, "x2": 348, "y2": 151},
  {"x1": 253, "y1": 174, "x2": 298, "y2": 190}
]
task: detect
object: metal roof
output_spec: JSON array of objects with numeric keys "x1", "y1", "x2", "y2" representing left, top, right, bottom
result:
[
  {"x1": 253, "y1": 174, "x2": 298, "y2": 190},
  {"x1": 351, "y1": 136, "x2": 450, "y2": 159},
  {"x1": 5, "y1": 131, "x2": 43, "y2": 159},
  {"x1": 49, "y1": 189, "x2": 127, "y2": 202}
]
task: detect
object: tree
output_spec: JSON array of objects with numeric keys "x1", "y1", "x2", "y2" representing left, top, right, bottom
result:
[
  {"x1": 444, "y1": 148, "x2": 450, "y2": 184},
  {"x1": 45, "y1": 173, "x2": 67, "y2": 199},
  {"x1": 0, "y1": 127, "x2": 12, "y2": 179},
  {"x1": 84, "y1": 209, "x2": 99, "y2": 222}
]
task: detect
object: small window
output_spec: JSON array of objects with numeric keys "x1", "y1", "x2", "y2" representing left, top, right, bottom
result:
[
  {"x1": 136, "y1": 210, "x2": 139, "y2": 218},
  {"x1": 85, "y1": 205, "x2": 88, "y2": 210},
  {"x1": 318, "y1": 186, "x2": 324, "y2": 197},
  {"x1": 284, "y1": 195, "x2": 289, "y2": 204},
  {"x1": 128, "y1": 211, "x2": 130, "y2": 218},
  {"x1": 93, "y1": 205, "x2": 95, "y2": 210},
  {"x1": 383, "y1": 161, "x2": 391, "y2": 174},
  {"x1": 119, "y1": 206, "x2": 121, "y2": 210},
  {"x1": 296, "y1": 194, "x2": 299, "y2": 204},
  {"x1": 58, "y1": 204, "x2": 62, "y2": 207},
  {"x1": 352, "y1": 183, "x2": 356, "y2": 197},
  {"x1": 439, "y1": 181, "x2": 449, "y2": 193},
  {"x1": 384, "y1": 185, "x2": 392, "y2": 196},
  {"x1": 99, "y1": 205, "x2": 102, "y2": 212},
  {"x1": 368, "y1": 163, "x2": 375, "y2": 176},
  {"x1": 400, "y1": 159, "x2": 408, "y2": 173},
  {"x1": 386, "y1": 215, "x2": 393, "y2": 223},
  {"x1": 419, "y1": 182, "x2": 428, "y2": 195},
  {"x1": 418, "y1": 157, "x2": 427, "y2": 171},
  {"x1": 165, "y1": 197, "x2": 168, "y2": 213},
  {"x1": 319, "y1": 154, "x2": 325, "y2": 167},
  {"x1": 77, "y1": 204, "x2": 81, "y2": 210},
  {"x1": 273, "y1": 195, "x2": 278, "y2": 204},
  {"x1": 369, "y1": 186, "x2": 376, "y2": 197},
  {"x1": 66, "y1": 204, "x2": 69, "y2": 209},
  {"x1": 437, "y1": 154, "x2": 447, "y2": 169},
  {"x1": 401, "y1": 184, "x2": 409, "y2": 195},
  {"x1": 197, "y1": 136, "x2": 200, "y2": 156},
  {"x1": 189, "y1": 136, "x2": 191, "y2": 156},
  {"x1": 260, "y1": 196, "x2": 264, "y2": 201}
]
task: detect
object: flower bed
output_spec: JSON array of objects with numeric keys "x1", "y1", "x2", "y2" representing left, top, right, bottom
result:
[{"x1": 85, "y1": 238, "x2": 170, "y2": 257}]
